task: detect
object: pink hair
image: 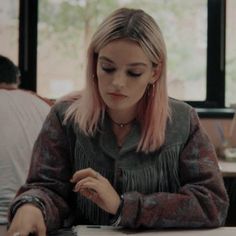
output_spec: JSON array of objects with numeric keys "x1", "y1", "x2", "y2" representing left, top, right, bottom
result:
[{"x1": 64, "y1": 8, "x2": 171, "y2": 153}]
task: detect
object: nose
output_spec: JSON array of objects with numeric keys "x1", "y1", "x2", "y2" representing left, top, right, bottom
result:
[{"x1": 112, "y1": 72, "x2": 126, "y2": 89}]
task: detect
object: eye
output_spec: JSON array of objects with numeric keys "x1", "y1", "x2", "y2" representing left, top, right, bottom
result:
[
  {"x1": 102, "y1": 67, "x2": 115, "y2": 73},
  {"x1": 127, "y1": 71, "x2": 142, "y2": 77}
]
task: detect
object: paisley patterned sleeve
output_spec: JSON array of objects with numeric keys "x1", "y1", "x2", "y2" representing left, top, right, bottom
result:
[
  {"x1": 8, "y1": 102, "x2": 75, "y2": 232},
  {"x1": 120, "y1": 109, "x2": 229, "y2": 228}
]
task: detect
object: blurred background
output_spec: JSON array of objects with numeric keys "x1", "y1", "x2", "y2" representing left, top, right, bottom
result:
[{"x1": 0, "y1": 0, "x2": 235, "y2": 107}]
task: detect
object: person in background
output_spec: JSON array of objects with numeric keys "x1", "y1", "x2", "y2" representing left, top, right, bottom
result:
[
  {"x1": 0, "y1": 55, "x2": 51, "y2": 225},
  {"x1": 7, "y1": 8, "x2": 228, "y2": 236}
]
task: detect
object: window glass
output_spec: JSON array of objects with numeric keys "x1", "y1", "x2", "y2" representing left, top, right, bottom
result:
[
  {"x1": 38, "y1": 0, "x2": 207, "y2": 100},
  {"x1": 0, "y1": 0, "x2": 19, "y2": 64},
  {"x1": 226, "y1": 0, "x2": 236, "y2": 107}
]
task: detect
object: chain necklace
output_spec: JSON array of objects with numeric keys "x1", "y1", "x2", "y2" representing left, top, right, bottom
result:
[{"x1": 110, "y1": 118, "x2": 135, "y2": 128}]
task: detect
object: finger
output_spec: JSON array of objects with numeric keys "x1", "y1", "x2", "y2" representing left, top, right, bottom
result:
[
  {"x1": 72, "y1": 168, "x2": 96, "y2": 181},
  {"x1": 8, "y1": 230, "x2": 29, "y2": 236},
  {"x1": 37, "y1": 225, "x2": 46, "y2": 236},
  {"x1": 7, "y1": 227, "x2": 32, "y2": 236},
  {"x1": 74, "y1": 176, "x2": 99, "y2": 189},
  {"x1": 79, "y1": 188, "x2": 97, "y2": 197},
  {"x1": 79, "y1": 188, "x2": 91, "y2": 197},
  {"x1": 80, "y1": 188, "x2": 99, "y2": 201},
  {"x1": 75, "y1": 183, "x2": 99, "y2": 194},
  {"x1": 76, "y1": 168, "x2": 101, "y2": 182},
  {"x1": 73, "y1": 177, "x2": 99, "y2": 192},
  {"x1": 71, "y1": 168, "x2": 99, "y2": 182}
]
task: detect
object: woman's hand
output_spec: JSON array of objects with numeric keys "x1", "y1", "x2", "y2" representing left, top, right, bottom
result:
[
  {"x1": 7, "y1": 204, "x2": 46, "y2": 236},
  {"x1": 71, "y1": 168, "x2": 121, "y2": 215}
]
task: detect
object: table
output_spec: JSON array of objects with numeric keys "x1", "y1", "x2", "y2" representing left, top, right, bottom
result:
[
  {"x1": 0, "y1": 225, "x2": 6, "y2": 236},
  {"x1": 219, "y1": 160, "x2": 236, "y2": 177},
  {"x1": 1, "y1": 225, "x2": 236, "y2": 236},
  {"x1": 73, "y1": 225, "x2": 236, "y2": 236}
]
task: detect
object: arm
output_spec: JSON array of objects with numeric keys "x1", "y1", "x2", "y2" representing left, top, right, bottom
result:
[
  {"x1": 8, "y1": 102, "x2": 75, "y2": 232},
  {"x1": 120, "y1": 109, "x2": 229, "y2": 228}
]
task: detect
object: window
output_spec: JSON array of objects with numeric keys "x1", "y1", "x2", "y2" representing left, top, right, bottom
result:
[
  {"x1": 0, "y1": 0, "x2": 19, "y2": 64},
  {"x1": 12, "y1": 0, "x2": 233, "y2": 112},
  {"x1": 37, "y1": 0, "x2": 207, "y2": 100},
  {"x1": 226, "y1": 0, "x2": 236, "y2": 107}
]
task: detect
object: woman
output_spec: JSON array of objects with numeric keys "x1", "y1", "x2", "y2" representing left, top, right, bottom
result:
[{"x1": 7, "y1": 8, "x2": 228, "y2": 236}]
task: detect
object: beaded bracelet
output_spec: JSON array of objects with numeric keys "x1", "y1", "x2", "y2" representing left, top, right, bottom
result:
[
  {"x1": 10, "y1": 195, "x2": 47, "y2": 222},
  {"x1": 111, "y1": 195, "x2": 124, "y2": 227}
]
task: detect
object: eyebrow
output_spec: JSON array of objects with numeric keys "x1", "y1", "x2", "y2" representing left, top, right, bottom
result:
[{"x1": 98, "y1": 56, "x2": 148, "y2": 67}]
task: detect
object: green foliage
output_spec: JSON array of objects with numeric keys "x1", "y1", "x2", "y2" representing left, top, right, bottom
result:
[{"x1": 38, "y1": 0, "x2": 235, "y2": 102}]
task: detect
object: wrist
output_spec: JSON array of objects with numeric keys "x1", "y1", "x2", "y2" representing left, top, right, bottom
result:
[
  {"x1": 10, "y1": 195, "x2": 46, "y2": 223},
  {"x1": 110, "y1": 194, "x2": 124, "y2": 226},
  {"x1": 113, "y1": 195, "x2": 122, "y2": 215}
]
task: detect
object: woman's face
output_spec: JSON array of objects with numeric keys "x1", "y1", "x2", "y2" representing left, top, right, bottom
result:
[{"x1": 97, "y1": 39, "x2": 158, "y2": 113}]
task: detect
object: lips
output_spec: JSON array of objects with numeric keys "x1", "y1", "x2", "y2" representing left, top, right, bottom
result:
[{"x1": 107, "y1": 92, "x2": 127, "y2": 98}]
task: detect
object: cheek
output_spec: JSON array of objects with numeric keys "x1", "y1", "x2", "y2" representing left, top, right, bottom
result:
[
  {"x1": 97, "y1": 78, "x2": 104, "y2": 96},
  {"x1": 131, "y1": 79, "x2": 149, "y2": 98},
  {"x1": 97, "y1": 73, "x2": 109, "y2": 98},
  {"x1": 134, "y1": 73, "x2": 153, "y2": 97},
  {"x1": 97, "y1": 67, "x2": 110, "y2": 85},
  {"x1": 135, "y1": 84, "x2": 148, "y2": 100},
  {"x1": 97, "y1": 68, "x2": 105, "y2": 92}
]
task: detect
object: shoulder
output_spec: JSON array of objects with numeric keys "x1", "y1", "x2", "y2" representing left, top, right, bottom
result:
[
  {"x1": 50, "y1": 91, "x2": 81, "y2": 122},
  {"x1": 0, "y1": 88, "x2": 51, "y2": 113},
  {"x1": 50, "y1": 100, "x2": 74, "y2": 119},
  {"x1": 21, "y1": 89, "x2": 53, "y2": 106},
  {"x1": 168, "y1": 97, "x2": 193, "y2": 116},
  {"x1": 12, "y1": 88, "x2": 53, "y2": 106},
  {"x1": 165, "y1": 98, "x2": 198, "y2": 145},
  {"x1": 168, "y1": 97, "x2": 199, "y2": 124}
]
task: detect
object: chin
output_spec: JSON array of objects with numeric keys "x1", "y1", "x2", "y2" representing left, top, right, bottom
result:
[{"x1": 104, "y1": 101, "x2": 124, "y2": 110}]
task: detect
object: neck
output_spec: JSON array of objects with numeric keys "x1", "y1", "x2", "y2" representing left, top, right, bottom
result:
[
  {"x1": 110, "y1": 118, "x2": 134, "y2": 149},
  {"x1": 110, "y1": 117, "x2": 135, "y2": 128},
  {"x1": 0, "y1": 83, "x2": 18, "y2": 89},
  {"x1": 108, "y1": 106, "x2": 137, "y2": 127}
]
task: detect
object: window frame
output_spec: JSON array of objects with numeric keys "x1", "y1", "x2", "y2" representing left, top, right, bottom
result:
[
  {"x1": 18, "y1": 0, "x2": 38, "y2": 91},
  {"x1": 187, "y1": 0, "x2": 226, "y2": 108},
  {"x1": 18, "y1": 0, "x2": 232, "y2": 115}
]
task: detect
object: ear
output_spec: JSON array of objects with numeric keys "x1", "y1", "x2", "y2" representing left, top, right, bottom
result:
[{"x1": 150, "y1": 62, "x2": 162, "y2": 84}]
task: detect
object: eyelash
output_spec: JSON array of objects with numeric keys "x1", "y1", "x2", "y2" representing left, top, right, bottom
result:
[{"x1": 102, "y1": 67, "x2": 142, "y2": 77}]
